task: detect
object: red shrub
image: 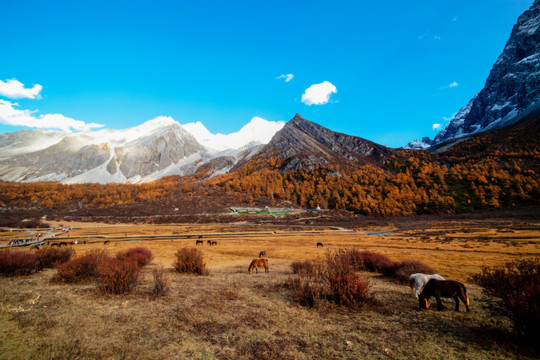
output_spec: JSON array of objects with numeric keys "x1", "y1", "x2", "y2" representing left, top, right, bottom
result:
[
  {"x1": 358, "y1": 251, "x2": 394, "y2": 273},
  {"x1": 116, "y1": 247, "x2": 153, "y2": 268},
  {"x1": 291, "y1": 260, "x2": 316, "y2": 275},
  {"x1": 98, "y1": 258, "x2": 141, "y2": 295},
  {"x1": 0, "y1": 250, "x2": 41, "y2": 276},
  {"x1": 151, "y1": 264, "x2": 170, "y2": 297},
  {"x1": 383, "y1": 259, "x2": 436, "y2": 283},
  {"x1": 289, "y1": 261, "x2": 329, "y2": 307},
  {"x1": 471, "y1": 257, "x2": 540, "y2": 344},
  {"x1": 326, "y1": 251, "x2": 371, "y2": 306},
  {"x1": 290, "y1": 251, "x2": 371, "y2": 308},
  {"x1": 173, "y1": 248, "x2": 208, "y2": 275},
  {"x1": 36, "y1": 247, "x2": 74, "y2": 268},
  {"x1": 55, "y1": 249, "x2": 110, "y2": 283}
]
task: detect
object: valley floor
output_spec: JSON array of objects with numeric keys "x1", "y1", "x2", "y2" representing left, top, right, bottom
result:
[{"x1": 1, "y1": 216, "x2": 539, "y2": 359}]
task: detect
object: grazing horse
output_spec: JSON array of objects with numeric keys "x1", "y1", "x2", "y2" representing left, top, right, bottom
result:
[
  {"x1": 409, "y1": 273, "x2": 445, "y2": 299},
  {"x1": 103, "y1": 240, "x2": 110, "y2": 245},
  {"x1": 248, "y1": 258, "x2": 269, "y2": 274},
  {"x1": 50, "y1": 243, "x2": 58, "y2": 247},
  {"x1": 198, "y1": 235, "x2": 203, "y2": 239},
  {"x1": 316, "y1": 242, "x2": 324, "y2": 247},
  {"x1": 211, "y1": 241, "x2": 217, "y2": 246},
  {"x1": 419, "y1": 279, "x2": 470, "y2": 312},
  {"x1": 258, "y1": 250, "x2": 267, "y2": 258},
  {"x1": 207, "y1": 240, "x2": 212, "y2": 245},
  {"x1": 196, "y1": 240, "x2": 203, "y2": 246},
  {"x1": 59, "y1": 242, "x2": 68, "y2": 247}
]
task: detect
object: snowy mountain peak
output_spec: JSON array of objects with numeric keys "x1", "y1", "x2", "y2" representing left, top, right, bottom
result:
[
  {"x1": 181, "y1": 121, "x2": 213, "y2": 142},
  {"x1": 181, "y1": 116, "x2": 285, "y2": 152}
]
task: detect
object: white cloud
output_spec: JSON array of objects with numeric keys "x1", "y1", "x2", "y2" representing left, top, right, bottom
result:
[
  {"x1": 432, "y1": 123, "x2": 442, "y2": 130},
  {"x1": 449, "y1": 81, "x2": 458, "y2": 87},
  {"x1": 433, "y1": 35, "x2": 441, "y2": 40},
  {"x1": 452, "y1": 17, "x2": 458, "y2": 22},
  {"x1": 301, "y1": 81, "x2": 337, "y2": 106},
  {"x1": 277, "y1": 74, "x2": 294, "y2": 82},
  {"x1": 0, "y1": 79, "x2": 43, "y2": 99},
  {"x1": 0, "y1": 99, "x2": 104, "y2": 132}
]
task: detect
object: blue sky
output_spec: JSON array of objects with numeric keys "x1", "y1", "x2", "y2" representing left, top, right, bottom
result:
[{"x1": 0, "y1": 0, "x2": 534, "y2": 147}]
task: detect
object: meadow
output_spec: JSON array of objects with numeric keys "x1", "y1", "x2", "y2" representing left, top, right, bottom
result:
[{"x1": 0, "y1": 215, "x2": 539, "y2": 359}]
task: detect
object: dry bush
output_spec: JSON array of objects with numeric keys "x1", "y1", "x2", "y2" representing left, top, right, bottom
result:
[
  {"x1": 98, "y1": 258, "x2": 141, "y2": 295},
  {"x1": 0, "y1": 250, "x2": 42, "y2": 276},
  {"x1": 290, "y1": 250, "x2": 371, "y2": 308},
  {"x1": 55, "y1": 249, "x2": 110, "y2": 283},
  {"x1": 36, "y1": 247, "x2": 74, "y2": 268},
  {"x1": 173, "y1": 248, "x2": 208, "y2": 275},
  {"x1": 471, "y1": 257, "x2": 540, "y2": 345},
  {"x1": 326, "y1": 250, "x2": 371, "y2": 307},
  {"x1": 332, "y1": 248, "x2": 364, "y2": 271},
  {"x1": 383, "y1": 259, "x2": 436, "y2": 284},
  {"x1": 289, "y1": 262, "x2": 329, "y2": 307},
  {"x1": 151, "y1": 264, "x2": 170, "y2": 297},
  {"x1": 116, "y1": 247, "x2": 153, "y2": 268},
  {"x1": 357, "y1": 250, "x2": 394, "y2": 273},
  {"x1": 290, "y1": 260, "x2": 316, "y2": 275}
]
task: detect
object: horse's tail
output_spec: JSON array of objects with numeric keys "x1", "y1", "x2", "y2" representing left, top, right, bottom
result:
[{"x1": 462, "y1": 284, "x2": 471, "y2": 310}]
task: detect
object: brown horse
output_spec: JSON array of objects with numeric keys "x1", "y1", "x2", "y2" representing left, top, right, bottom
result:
[
  {"x1": 211, "y1": 241, "x2": 217, "y2": 246},
  {"x1": 419, "y1": 279, "x2": 470, "y2": 312},
  {"x1": 258, "y1": 250, "x2": 267, "y2": 258},
  {"x1": 104, "y1": 240, "x2": 110, "y2": 245},
  {"x1": 317, "y1": 242, "x2": 324, "y2": 247},
  {"x1": 196, "y1": 240, "x2": 203, "y2": 245},
  {"x1": 248, "y1": 258, "x2": 269, "y2": 274}
]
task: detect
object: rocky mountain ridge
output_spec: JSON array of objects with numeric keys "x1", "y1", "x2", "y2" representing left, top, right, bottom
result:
[{"x1": 406, "y1": 0, "x2": 540, "y2": 149}]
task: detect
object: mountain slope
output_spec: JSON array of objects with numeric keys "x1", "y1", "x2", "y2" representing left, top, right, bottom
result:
[
  {"x1": 433, "y1": 0, "x2": 540, "y2": 145},
  {"x1": 240, "y1": 114, "x2": 393, "y2": 172}
]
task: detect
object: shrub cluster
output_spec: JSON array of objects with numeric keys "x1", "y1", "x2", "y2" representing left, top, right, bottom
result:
[
  {"x1": 36, "y1": 247, "x2": 74, "y2": 268},
  {"x1": 173, "y1": 248, "x2": 208, "y2": 275},
  {"x1": 54, "y1": 247, "x2": 153, "y2": 295},
  {"x1": 326, "y1": 250, "x2": 371, "y2": 306},
  {"x1": 290, "y1": 260, "x2": 316, "y2": 275},
  {"x1": 351, "y1": 250, "x2": 436, "y2": 284},
  {"x1": 55, "y1": 249, "x2": 110, "y2": 283},
  {"x1": 289, "y1": 250, "x2": 370, "y2": 308},
  {"x1": 471, "y1": 257, "x2": 540, "y2": 344},
  {"x1": 0, "y1": 250, "x2": 42, "y2": 276},
  {"x1": 356, "y1": 251, "x2": 393, "y2": 273},
  {"x1": 290, "y1": 264, "x2": 328, "y2": 308},
  {"x1": 151, "y1": 264, "x2": 170, "y2": 297},
  {"x1": 98, "y1": 258, "x2": 141, "y2": 295},
  {"x1": 116, "y1": 247, "x2": 153, "y2": 267},
  {"x1": 382, "y1": 259, "x2": 436, "y2": 284}
]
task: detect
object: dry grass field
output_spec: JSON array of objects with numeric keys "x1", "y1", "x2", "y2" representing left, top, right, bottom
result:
[{"x1": 1, "y1": 216, "x2": 539, "y2": 359}]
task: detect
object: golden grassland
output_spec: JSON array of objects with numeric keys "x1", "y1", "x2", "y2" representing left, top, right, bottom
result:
[{"x1": 1, "y1": 217, "x2": 539, "y2": 359}]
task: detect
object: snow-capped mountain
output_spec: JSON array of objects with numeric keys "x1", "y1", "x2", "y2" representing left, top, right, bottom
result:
[
  {"x1": 406, "y1": 0, "x2": 540, "y2": 149},
  {"x1": 0, "y1": 116, "x2": 284, "y2": 184},
  {"x1": 182, "y1": 117, "x2": 285, "y2": 152}
]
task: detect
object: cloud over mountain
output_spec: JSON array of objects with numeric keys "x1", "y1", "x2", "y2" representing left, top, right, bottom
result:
[{"x1": 301, "y1": 81, "x2": 337, "y2": 105}]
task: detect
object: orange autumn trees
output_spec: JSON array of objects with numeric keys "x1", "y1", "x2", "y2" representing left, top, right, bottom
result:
[{"x1": 0, "y1": 139, "x2": 538, "y2": 217}]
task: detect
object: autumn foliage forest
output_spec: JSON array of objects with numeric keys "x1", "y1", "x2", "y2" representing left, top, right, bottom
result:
[{"x1": 0, "y1": 118, "x2": 539, "y2": 221}]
